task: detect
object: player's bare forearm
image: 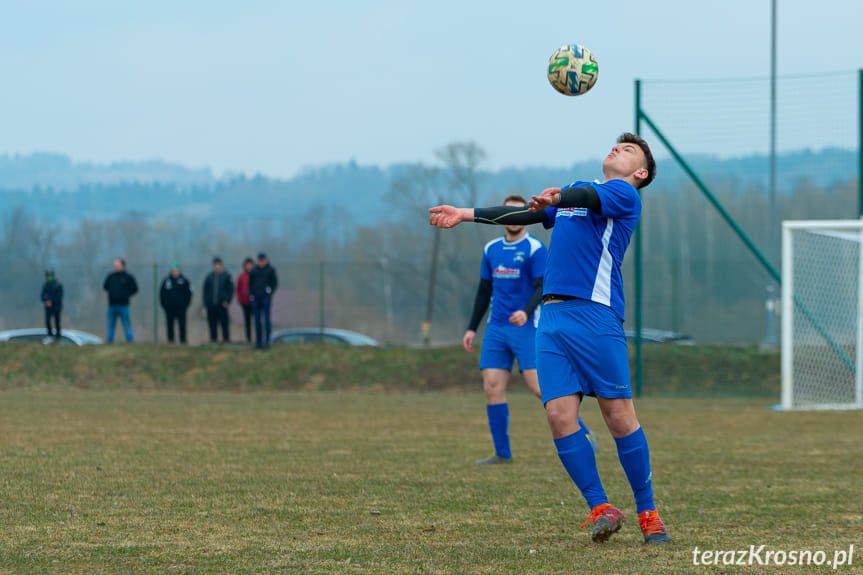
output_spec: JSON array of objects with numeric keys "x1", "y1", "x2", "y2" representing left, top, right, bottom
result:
[
  {"x1": 429, "y1": 205, "x2": 472, "y2": 229},
  {"x1": 463, "y1": 330, "x2": 476, "y2": 353}
]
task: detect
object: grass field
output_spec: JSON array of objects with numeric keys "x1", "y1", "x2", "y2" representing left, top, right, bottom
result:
[
  {"x1": 0, "y1": 343, "x2": 780, "y2": 397},
  {"x1": 1, "y1": 380, "x2": 862, "y2": 573}
]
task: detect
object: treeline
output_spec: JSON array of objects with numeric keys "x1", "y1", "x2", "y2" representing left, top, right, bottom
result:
[{"x1": 0, "y1": 145, "x2": 859, "y2": 344}]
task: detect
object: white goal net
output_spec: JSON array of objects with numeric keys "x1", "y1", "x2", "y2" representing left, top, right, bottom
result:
[{"x1": 781, "y1": 220, "x2": 863, "y2": 410}]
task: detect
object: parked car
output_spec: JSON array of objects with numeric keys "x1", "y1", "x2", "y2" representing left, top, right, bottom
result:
[
  {"x1": 623, "y1": 328, "x2": 695, "y2": 345},
  {"x1": 0, "y1": 329, "x2": 104, "y2": 346},
  {"x1": 269, "y1": 328, "x2": 380, "y2": 347}
]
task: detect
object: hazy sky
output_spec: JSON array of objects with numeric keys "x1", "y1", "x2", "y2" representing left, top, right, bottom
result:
[{"x1": 1, "y1": 0, "x2": 861, "y2": 178}]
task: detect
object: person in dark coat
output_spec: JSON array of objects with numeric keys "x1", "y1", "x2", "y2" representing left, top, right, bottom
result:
[
  {"x1": 202, "y1": 257, "x2": 233, "y2": 343},
  {"x1": 159, "y1": 263, "x2": 193, "y2": 344},
  {"x1": 41, "y1": 269, "x2": 64, "y2": 339},
  {"x1": 249, "y1": 252, "x2": 278, "y2": 349},
  {"x1": 103, "y1": 258, "x2": 138, "y2": 343}
]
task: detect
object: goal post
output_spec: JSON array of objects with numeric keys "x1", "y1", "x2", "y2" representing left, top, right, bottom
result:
[{"x1": 781, "y1": 219, "x2": 863, "y2": 410}]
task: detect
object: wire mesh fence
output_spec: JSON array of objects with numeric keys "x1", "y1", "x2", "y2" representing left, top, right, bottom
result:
[{"x1": 635, "y1": 70, "x2": 860, "y2": 343}]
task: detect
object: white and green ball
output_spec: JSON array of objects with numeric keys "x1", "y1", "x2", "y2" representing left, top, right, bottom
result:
[{"x1": 547, "y1": 44, "x2": 598, "y2": 96}]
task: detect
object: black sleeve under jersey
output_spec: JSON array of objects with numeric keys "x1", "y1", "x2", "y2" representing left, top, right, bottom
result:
[
  {"x1": 467, "y1": 278, "x2": 492, "y2": 332},
  {"x1": 557, "y1": 185, "x2": 602, "y2": 213},
  {"x1": 474, "y1": 206, "x2": 549, "y2": 226},
  {"x1": 522, "y1": 277, "x2": 543, "y2": 318}
]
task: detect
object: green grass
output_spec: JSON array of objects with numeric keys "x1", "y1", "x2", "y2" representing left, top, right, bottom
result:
[
  {"x1": 0, "y1": 343, "x2": 781, "y2": 397},
  {"x1": 1, "y1": 389, "x2": 862, "y2": 574}
]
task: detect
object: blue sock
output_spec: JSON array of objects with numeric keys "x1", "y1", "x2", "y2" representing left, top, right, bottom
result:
[
  {"x1": 554, "y1": 429, "x2": 607, "y2": 509},
  {"x1": 614, "y1": 427, "x2": 655, "y2": 514},
  {"x1": 578, "y1": 416, "x2": 591, "y2": 436},
  {"x1": 486, "y1": 403, "x2": 511, "y2": 459}
]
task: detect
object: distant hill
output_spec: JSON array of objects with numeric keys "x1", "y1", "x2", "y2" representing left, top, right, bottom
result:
[{"x1": 0, "y1": 152, "x2": 215, "y2": 191}]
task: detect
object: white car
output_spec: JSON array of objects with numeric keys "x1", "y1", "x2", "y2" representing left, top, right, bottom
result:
[{"x1": 0, "y1": 328, "x2": 104, "y2": 346}]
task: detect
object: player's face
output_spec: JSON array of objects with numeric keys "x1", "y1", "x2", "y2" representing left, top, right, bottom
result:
[
  {"x1": 602, "y1": 142, "x2": 648, "y2": 183},
  {"x1": 504, "y1": 201, "x2": 526, "y2": 235}
]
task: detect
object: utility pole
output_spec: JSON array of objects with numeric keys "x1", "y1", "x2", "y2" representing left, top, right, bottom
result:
[
  {"x1": 423, "y1": 226, "x2": 441, "y2": 347},
  {"x1": 764, "y1": 0, "x2": 779, "y2": 348}
]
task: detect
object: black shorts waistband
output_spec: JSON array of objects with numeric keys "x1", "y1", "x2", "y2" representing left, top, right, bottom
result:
[{"x1": 542, "y1": 294, "x2": 578, "y2": 303}]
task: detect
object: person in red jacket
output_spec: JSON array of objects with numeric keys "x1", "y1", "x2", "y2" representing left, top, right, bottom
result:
[{"x1": 236, "y1": 258, "x2": 254, "y2": 344}]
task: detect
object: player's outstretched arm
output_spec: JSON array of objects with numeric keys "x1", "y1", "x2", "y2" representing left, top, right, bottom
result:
[
  {"x1": 430, "y1": 205, "x2": 547, "y2": 227},
  {"x1": 429, "y1": 205, "x2": 472, "y2": 228}
]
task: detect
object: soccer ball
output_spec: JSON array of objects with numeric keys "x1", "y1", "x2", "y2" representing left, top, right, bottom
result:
[{"x1": 547, "y1": 44, "x2": 598, "y2": 96}]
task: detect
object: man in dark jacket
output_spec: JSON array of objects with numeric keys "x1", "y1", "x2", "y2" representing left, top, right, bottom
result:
[
  {"x1": 203, "y1": 257, "x2": 233, "y2": 343},
  {"x1": 103, "y1": 258, "x2": 138, "y2": 343},
  {"x1": 160, "y1": 263, "x2": 193, "y2": 344},
  {"x1": 41, "y1": 269, "x2": 64, "y2": 339},
  {"x1": 249, "y1": 252, "x2": 278, "y2": 349}
]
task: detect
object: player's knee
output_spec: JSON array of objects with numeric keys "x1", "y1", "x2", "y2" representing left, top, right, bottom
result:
[
  {"x1": 482, "y1": 378, "x2": 503, "y2": 394},
  {"x1": 544, "y1": 400, "x2": 572, "y2": 427},
  {"x1": 603, "y1": 410, "x2": 640, "y2": 437}
]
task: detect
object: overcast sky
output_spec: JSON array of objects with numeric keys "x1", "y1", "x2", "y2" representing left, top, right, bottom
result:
[{"x1": 1, "y1": 0, "x2": 861, "y2": 178}]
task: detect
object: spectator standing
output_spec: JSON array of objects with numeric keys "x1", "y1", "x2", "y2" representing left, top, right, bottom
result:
[
  {"x1": 236, "y1": 258, "x2": 254, "y2": 344},
  {"x1": 103, "y1": 258, "x2": 138, "y2": 343},
  {"x1": 159, "y1": 263, "x2": 193, "y2": 344},
  {"x1": 203, "y1": 257, "x2": 233, "y2": 343},
  {"x1": 41, "y1": 269, "x2": 64, "y2": 339},
  {"x1": 249, "y1": 252, "x2": 278, "y2": 349}
]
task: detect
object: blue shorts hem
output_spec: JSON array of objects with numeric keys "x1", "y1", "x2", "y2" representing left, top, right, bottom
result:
[
  {"x1": 480, "y1": 365, "x2": 536, "y2": 373},
  {"x1": 541, "y1": 389, "x2": 633, "y2": 405}
]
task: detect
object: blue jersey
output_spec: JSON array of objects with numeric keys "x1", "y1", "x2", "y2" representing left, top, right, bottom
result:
[
  {"x1": 480, "y1": 233, "x2": 547, "y2": 326},
  {"x1": 542, "y1": 179, "x2": 641, "y2": 322}
]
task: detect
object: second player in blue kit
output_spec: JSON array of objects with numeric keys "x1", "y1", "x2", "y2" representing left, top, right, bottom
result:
[{"x1": 464, "y1": 195, "x2": 596, "y2": 465}]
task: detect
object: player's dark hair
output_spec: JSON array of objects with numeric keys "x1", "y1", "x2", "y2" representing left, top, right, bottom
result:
[
  {"x1": 503, "y1": 194, "x2": 528, "y2": 205},
  {"x1": 618, "y1": 132, "x2": 656, "y2": 189}
]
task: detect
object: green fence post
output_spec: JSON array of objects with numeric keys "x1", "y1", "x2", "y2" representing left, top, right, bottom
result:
[
  {"x1": 634, "y1": 79, "x2": 643, "y2": 398},
  {"x1": 641, "y1": 111, "x2": 781, "y2": 282}
]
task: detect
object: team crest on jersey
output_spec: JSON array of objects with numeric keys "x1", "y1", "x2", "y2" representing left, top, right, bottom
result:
[{"x1": 513, "y1": 252, "x2": 525, "y2": 263}]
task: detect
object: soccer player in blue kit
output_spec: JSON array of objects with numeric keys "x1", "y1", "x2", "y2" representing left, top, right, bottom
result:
[
  {"x1": 466, "y1": 195, "x2": 596, "y2": 465},
  {"x1": 429, "y1": 133, "x2": 669, "y2": 545}
]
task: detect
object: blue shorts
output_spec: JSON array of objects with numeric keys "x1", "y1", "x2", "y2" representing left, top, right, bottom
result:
[
  {"x1": 479, "y1": 321, "x2": 537, "y2": 372},
  {"x1": 536, "y1": 298, "x2": 631, "y2": 404}
]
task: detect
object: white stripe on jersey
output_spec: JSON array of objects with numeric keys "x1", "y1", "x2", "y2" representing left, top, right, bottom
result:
[
  {"x1": 525, "y1": 235, "x2": 543, "y2": 257},
  {"x1": 591, "y1": 218, "x2": 614, "y2": 306}
]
